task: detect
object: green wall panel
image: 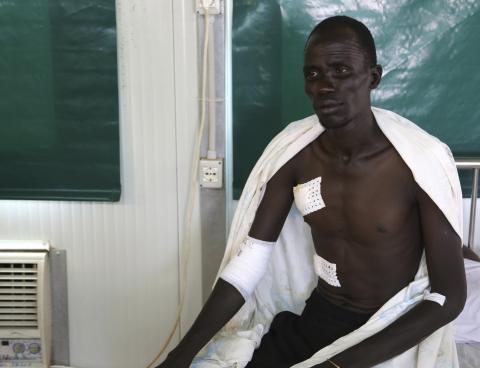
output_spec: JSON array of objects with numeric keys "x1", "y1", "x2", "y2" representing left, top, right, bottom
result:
[
  {"x1": 0, "y1": 0, "x2": 119, "y2": 201},
  {"x1": 233, "y1": 1, "x2": 480, "y2": 198}
]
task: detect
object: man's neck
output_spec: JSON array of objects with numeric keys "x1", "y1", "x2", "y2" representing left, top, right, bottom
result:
[{"x1": 319, "y1": 109, "x2": 385, "y2": 160}]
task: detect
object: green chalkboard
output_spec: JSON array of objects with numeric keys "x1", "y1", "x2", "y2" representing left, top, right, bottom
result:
[
  {"x1": 0, "y1": 0, "x2": 119, "y2": 201},
  {"x1": 233, "y1": 1, "x2": 480, "y2": 198}
]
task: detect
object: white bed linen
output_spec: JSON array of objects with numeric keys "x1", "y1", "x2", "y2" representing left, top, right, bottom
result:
[{"x1": 455, "y1": 259, "x2": 480, "y2": 343}]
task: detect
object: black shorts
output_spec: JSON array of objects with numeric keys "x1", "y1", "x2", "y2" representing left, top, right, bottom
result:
[{"x1": 246, "y1": 288, "x2": 373, "y2": 368}]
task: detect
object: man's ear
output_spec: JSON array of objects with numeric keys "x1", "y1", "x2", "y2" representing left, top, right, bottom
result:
[{"x1": 370, "y1": 64, "x2": 383, "y2": 89}]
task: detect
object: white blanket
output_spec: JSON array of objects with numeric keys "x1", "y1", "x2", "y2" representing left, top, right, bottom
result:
[{"x1": 192, "y1": 107, "x2": 464, "y2": 368}]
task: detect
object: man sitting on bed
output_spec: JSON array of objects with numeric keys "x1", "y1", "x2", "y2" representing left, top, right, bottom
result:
[{"x1": 158, "y1": 15, "x2": 466, "y2": 368}]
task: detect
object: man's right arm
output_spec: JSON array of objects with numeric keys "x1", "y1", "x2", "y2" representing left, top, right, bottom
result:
[{"x1": 156, "y1": 157, "x2": 297, "y2": 367}]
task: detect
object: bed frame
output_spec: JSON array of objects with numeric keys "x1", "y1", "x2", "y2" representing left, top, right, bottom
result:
[
  {"x1": 454, "y1": 158, "x2": 480, "y2": 367},
  {"x1": 456, "y1": 158, "x2": 480, "y2": 248}
]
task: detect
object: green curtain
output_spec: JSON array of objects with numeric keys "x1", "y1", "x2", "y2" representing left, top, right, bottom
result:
[
  {"x1": 0, "y1": 0, "x2": 119, "y2": 201},
  {"x1": 233, "y1": 0, "x2": 480, "y2": 198}
]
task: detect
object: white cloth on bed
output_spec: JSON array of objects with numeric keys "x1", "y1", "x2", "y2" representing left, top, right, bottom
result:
[
  {"x1": 192, "y1": 107, "x2": 463, "y2": 368},
  {"x1": 454, "y1": 258, "x2": 480, "y2": 343}
]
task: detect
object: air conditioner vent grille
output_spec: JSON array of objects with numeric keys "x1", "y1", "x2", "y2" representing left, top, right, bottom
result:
[{"x1": 0, "y1": 262, "x2": 38, "y2": 329}]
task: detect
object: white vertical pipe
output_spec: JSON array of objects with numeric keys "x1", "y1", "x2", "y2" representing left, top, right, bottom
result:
[
  {"x1": 207, "y1": 16, "x2": 217, "y2": 159},
  {"x1": 225, "y1": 0, "x2": 234, "y2": 234}
]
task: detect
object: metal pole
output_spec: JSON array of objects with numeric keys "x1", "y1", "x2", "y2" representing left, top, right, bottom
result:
[{"x1": 468, "y1": 168, "x2": 479, "y2": 248}]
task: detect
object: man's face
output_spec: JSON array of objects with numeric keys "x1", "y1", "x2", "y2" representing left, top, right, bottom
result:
[{"x1": 303, "y1": 31, "x2": 380, "y2": 130}]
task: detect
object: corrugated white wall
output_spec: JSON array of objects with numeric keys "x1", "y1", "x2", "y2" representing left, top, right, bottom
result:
[{"x1": 0, "y1": 1, "x2": 202, "y2": 367}]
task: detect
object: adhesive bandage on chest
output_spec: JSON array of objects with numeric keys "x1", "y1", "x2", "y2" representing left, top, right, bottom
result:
[
  {"x1": 220, "y1": 236, "x2": 275, "y2": 300},
  {"x1": 293, "y1": 176, "x2": 326, "y2": 216},
  {"x1": 423, "y1": 290, "x2": 446, "y2": 306},
  {"x1": 313, "y1": 253, "x2": 341, "y2": 287}
]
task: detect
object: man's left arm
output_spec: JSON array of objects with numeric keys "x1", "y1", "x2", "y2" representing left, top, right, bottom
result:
[{"x1": 317, "y1": 184, "x2": 467, "y2": 368}]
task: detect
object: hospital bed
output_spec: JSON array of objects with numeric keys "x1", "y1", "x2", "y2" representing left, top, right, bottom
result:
[{"x1": 454, "y1": 158, "x2": 480, "y2": 367}]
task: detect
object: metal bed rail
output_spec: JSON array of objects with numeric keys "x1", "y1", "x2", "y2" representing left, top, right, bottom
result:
[{"x1": 455, "y1": 158, "x2": 480, "y2": 248}]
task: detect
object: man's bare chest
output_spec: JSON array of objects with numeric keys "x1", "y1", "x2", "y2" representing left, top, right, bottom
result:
[{"x1": 294, "y1": 147, "x2": 417, "y2": 244}]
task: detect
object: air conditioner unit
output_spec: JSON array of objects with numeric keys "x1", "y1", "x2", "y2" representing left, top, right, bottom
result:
[{"x1": 0, "y1": 241, "x2": 51, "y2": 368}]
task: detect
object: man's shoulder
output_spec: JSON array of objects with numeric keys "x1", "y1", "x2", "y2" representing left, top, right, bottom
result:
[
  {"x1": 258, "y1": 114, "x2": 321, "y2": 163},
  {"x1": 373, "y1": 107, "x2": 453, "y2": 161}
]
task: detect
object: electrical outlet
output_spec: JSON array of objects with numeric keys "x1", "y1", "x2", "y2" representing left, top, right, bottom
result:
[
  {"x1": 196, "y1": 0, "x2": 222, "y2": 15},
  {"x1": 199, "y1": 158, "x2": 223, "y2": 188}
]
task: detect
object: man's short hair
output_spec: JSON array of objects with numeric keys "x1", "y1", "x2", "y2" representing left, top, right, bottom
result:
[{"x1": 306, "y1": 15, "x2": 377, "y2": 66}]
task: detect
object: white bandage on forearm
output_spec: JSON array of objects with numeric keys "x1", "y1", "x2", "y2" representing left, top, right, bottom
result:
[
  {"x1": 220, "y1": 236, "x2": 275, "y2": 300},
  {"x1": 423, "y1": 290, "x2": 446, "y2": 306}
]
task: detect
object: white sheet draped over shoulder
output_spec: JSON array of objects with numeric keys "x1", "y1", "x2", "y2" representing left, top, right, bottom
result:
[{"x1": 192, "y1": 107, "x2": 464, "y2": 368}]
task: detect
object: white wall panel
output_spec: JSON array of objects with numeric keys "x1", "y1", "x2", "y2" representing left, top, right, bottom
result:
[
  {"x1": 0, "y1": 1, "x2": 201, "y2": 367},
  {"x1": 171, "y1": 0, "x2": 202, "y2": 337}
]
